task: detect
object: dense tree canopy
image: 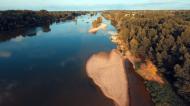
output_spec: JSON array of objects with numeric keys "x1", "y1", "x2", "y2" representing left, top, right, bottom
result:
[
  {"x1": 103, "y1": 10, "x2": 190, "y2": 105},
  {"x1": 0, "y1": 10, "x2": 88, "y2": 31}
]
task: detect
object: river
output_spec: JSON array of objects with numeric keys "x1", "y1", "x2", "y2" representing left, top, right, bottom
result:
[
  {"x1": 0, "y1": 13, "x2": 116, "y2": 106},
  {"x1": 0, "y1": 13, "x2": 153, "y2": 106}
]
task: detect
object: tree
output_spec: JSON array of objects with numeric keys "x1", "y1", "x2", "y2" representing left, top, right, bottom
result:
[{"x1": 129, "y1": 38, "x2": 139, "y2": 55}]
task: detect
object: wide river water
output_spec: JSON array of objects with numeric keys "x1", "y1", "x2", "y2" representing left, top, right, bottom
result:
[{"x1": 0, "y1": 14, "x2": 116, "y2": 106}]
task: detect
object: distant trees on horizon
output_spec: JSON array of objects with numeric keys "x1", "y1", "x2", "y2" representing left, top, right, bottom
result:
[{"x1": 0, "y1": 10, "x2": 88, "y2": 31}]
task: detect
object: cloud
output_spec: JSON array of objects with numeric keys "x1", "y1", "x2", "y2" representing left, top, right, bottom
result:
[
  {"x1": 0, "y1": 51, "x2": 12, "y2": 58},
  {"x1": 0, "y1": 0, "x2": 189, "y2": 10},
  {"x1": 11, "y1": 36, "x2": 24, "y2": 42},
  {"x1": 0, "y1": 80, "x2": 17, "y2": 105},
  {"x1": 60, "y1": 57, "x2": 76, "y2": 67}
]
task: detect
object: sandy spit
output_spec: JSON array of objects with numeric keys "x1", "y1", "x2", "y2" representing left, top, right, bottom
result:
[
  {"x1": 88, "y1": 23, "x2": 107, "y2": 33},
  {"x1": 86, "y1": 50, "x2": 129, "y2": 106}
]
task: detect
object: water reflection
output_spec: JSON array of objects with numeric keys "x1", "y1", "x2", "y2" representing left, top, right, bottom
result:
[
  {"x1": 0, "y1": 13, "x2": 116, "y2": 106},
  {"x1": 60, "y1": 57, "x2": 76, "y2": 67},
  {"x1": 0, "y1": 51, "x2": 12, "y2": 58},
  {"x1": 0, "y1": 24, "x2": 51, "y2": 43},
  {"x1": 11, "y1": 36, "x2": 24, "y2": 42},
  {"x1": 42, "y1": 25, "x2": 51, "y2": 32},
  {"x1": 0, "y1": 80, "x2": 17, "y2": 105}
]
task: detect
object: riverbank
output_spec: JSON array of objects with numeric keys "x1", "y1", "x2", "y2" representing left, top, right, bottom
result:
[
  {"x1": 86, "y1": 15, "x2": 155, "y2": 106},
  {"x1": 0, "y1": 13, "x2": 117, "y2": 106},
  {"x1": 86, "y1": 49, "x2": 154, "y2": 106},
  {"x1": 0, "y1": 10, "x2": 88, "y2": 32},
  {"x1": 102, "y1": 10, "x2": 188, "y2": 105}
]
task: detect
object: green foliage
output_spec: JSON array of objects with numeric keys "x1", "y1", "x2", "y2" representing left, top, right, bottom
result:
[
  {"x1": 0, "y1": 10, "x2": 88, "y2": 31},
  {"x1": 103, "y1": 10, "x2": 190, "y2": 104},
  {"x1": 145, "y1": 81, "x2": 186, "y2": 106},
  {"x1": 0, "y1": 10, "x2": 54, "y2": 31}
]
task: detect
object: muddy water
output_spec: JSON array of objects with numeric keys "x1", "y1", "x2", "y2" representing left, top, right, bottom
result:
[{"x1": 125, "y1": 61, "x2": 154, "y2": 106}]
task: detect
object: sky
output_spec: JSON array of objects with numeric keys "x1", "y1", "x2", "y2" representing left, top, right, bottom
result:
[{"x1": 0, "y1": 0, "x2": 190, "y2": 10}]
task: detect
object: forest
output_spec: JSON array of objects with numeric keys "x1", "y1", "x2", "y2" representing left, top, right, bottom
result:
[
  {"x1": 0, "y1": 10, "x2": 88, "y2": 31},
  {"x1": 103, "y1": 10, "x2": 190, "y2": 105}
]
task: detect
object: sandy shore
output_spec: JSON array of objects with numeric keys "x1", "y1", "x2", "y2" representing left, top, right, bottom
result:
[
  {"x1": 86, "y1": 49, "x2": 154, "y2": 106},
  {"x1": 88, "y1": 23, "x2": 107, "y2": 33},
  {"x1": 86, "y1": 50, "x2": 129, "y2": 106}
]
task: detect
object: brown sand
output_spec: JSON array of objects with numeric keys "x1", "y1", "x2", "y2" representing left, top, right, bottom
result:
[
  {"x1": 88, "y1": 23, "x2": 107, "y2": 33},
  {"x1": 86, "y1": 50, "x2": 154, "y2": 106},
  {"x1": 86, "y1": 50, "x2": 129, "y2": 106}
]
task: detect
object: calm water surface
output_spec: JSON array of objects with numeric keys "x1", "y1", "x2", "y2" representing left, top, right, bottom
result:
[{"x1": 0, "y1": 14, "x2": 116, "y2": 106}]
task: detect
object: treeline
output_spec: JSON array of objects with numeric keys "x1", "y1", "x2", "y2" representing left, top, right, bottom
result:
[
  {"x1": 103, "y1": 10, "x2": 190, "y2": 105},
  {"x1": 50, "y1": 11, "x2": 88, "y2": 22},
  {"x1": 0, "y1": 10, "x2": 88, "y2": 31}
]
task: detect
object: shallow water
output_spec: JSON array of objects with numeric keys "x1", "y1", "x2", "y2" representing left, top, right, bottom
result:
[{"x1": 0, "y1": 13, "x2": 116, "y2": 106}]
